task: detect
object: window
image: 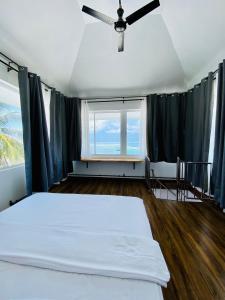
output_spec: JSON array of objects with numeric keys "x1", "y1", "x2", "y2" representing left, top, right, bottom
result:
[
  {"x1": 0, "y1": 79, "x2": 24, "y2": 169},
  {"x1": 82, "y1": 99, "x2": 146, "y2": 158},
  {"x1": 208, "y1": 74, "x2": 218, "y2": 163},
  {"x1": 42, "y1": 85, "x2": 51, "y2": 137},
  {"x1": 127, "y1": 111, "x2": 142, "y2": 155},
  {"x1": 89, "y1": 112, "x2": 121, "y2": 155}
]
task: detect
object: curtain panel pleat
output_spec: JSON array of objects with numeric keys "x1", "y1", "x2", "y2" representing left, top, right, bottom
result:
[
  {"x1": 50, "y1": 94, "x2": 81, "y2": 178},
  {"x1": 18, "y1": 67, "x2": 53, "y2": 194},
  {"x1": 65, "y1": 97, "x2": 82, "y2": 170},
  {"x1": 184, "y1": 73, "x2": 213, "y2": 190},
  {"x1": 60, "y1": 96, "x2": 68, "y2": 178},
  {"x1": 211, "y1": 61, "x2": 225, "y2": 209},
  {"x1": 50, "y1": 89, "x2": 64, "y2": 182},
  {"x1": 18, "y1": 67, "x2": 32, "y2": 195},
  {"x1": 146, "y1": 93, "x2": 185, "y2": 163}
]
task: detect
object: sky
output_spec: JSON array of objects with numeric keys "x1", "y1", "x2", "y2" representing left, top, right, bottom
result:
[{"x1": 89, "y1": 111, "x2": 141, "y2": 155}]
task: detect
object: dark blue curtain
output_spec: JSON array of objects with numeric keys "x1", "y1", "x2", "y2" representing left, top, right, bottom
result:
[
  {"x1": 18, "y1": 67, "x2": 32, "y2": 195},
  {"x1": 65, "y1": 97, "x2": 81, "y2": 172},
  {"x1": 146, "y1": 93, "x2": 185, "y2": 163},
  {"x1": 211, "y1": 61, "x2": 225, "y2": 209},
  {"x1": 50, "y1": 90, "x2": 69, "y2": 181},
  {"x1": 147, "y1": 76, "x2": 213, "y2": 191},
  {"x1": 50, "y1": 90, "x2": 64, "y2": 182},
  {"x1": 61, "y1": 95, "x2": 68, "y2": 178},
  {"x1": 18, "y1": 67, "x2": 53, "y2": 194},
  {"x1": 50, "y1": 94, "x2": 81, "y2": 178},
  {"x1": 184, "y1": 73, "x2": 213, "y2": 190}
]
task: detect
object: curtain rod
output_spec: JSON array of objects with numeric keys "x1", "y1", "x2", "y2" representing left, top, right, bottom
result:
[
  {"x1": 0, "y1": 59, "x2": 18, "y2": 73},
  {"x1": 81, "y1": 94, "x2": 183, "y2": 100},
  {"x1": 81, "y1": 96, "x2": 146, "y2": 100},
  {"x1": 86, "y1": 98, "x2": 144, "y2": 104},
  {"x1": 0, "y1": 51, "x2": 53, "y2": 90},
  {"x1": 79, "y1": 71, "x2": 218, "y2": 100}
]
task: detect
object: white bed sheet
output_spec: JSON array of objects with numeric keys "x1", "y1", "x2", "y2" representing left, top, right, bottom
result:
[
  {"x1": 0, "y1": 193, "x2": 153, "y2": 238},
  {"x1": 0, "y1": 261, "x2": 164, "y2": 300},
  {"x1": 0, "y1": 193, "x2": 164, "y2": 300}
]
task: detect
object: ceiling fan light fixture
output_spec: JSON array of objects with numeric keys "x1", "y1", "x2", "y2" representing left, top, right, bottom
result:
[
  {"x1": 114, "y1": 21, "x2": 126, "y2": 32},
  {"x1": 115, "y1": 27, "x2": 125, "y2": 32}
]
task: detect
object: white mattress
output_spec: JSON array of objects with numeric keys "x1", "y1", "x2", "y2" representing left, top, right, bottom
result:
[{"x1": 0, "y1": 193, "x2": 164, "y2": 300}]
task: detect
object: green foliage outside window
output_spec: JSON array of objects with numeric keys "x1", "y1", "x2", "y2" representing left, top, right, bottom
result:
[{"x1": 0, "y1": 103, "x2": 24, "y2": 168}]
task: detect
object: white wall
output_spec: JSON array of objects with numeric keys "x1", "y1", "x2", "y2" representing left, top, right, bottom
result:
[
  {"x1": 0, "y1": 165, "x2": 26, "y2": 211},
  {"x1": 150, "y1": 162, "x2": 177, "y2": 178},
  {"x1": 73, "y1": 161, "x2": 144, "y2": 178},
  {"x1": 0, "y1": 64, "x2": 18, "y2": 87},
  {"x1": 73, "y1": 161, "x2": 177, "y2": 178}
]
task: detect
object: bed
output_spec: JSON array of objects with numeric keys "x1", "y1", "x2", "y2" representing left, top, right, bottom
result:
[{"x1": 0, "y1": 193, "x2": 169, "y2": 299}]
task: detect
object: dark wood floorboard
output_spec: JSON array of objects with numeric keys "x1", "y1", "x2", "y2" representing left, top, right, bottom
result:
[{"x1": 51, "y1": 178, "x2": 225, "y2": 300}]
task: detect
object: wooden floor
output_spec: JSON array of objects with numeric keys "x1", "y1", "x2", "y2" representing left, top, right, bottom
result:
[{"x1": 51, "y1": 178, "x2": 225, "y2": 300}]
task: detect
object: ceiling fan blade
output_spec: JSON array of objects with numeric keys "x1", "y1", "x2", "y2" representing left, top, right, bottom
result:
[
  {"x1": 126, "y1": 0, "x2": 160, "y2": 26},
  {"x1": 118, "y1": 32, "x2": 124, "y2": 52},
  {"x1": 82, "y1": 5, "x2": 115, "y2": 26}
]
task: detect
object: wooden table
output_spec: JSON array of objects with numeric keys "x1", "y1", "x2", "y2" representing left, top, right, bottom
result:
[{"x1": 81, "y1": 157, "x2": 144, "y2": 169}]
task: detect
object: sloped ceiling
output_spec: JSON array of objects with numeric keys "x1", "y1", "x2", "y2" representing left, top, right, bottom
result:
[
  {"x1": 0, "y1": 0, "x2": 85, "y2": 93},
  {"x1": 0, "y1": 0, "x2": 225, "y2": 97},
  {"x1": 70, "y1": 14, "x2": 185, "y2": 97},
  {"x1": 161, "y1": 0, "x2": 225, "y2": 86}
]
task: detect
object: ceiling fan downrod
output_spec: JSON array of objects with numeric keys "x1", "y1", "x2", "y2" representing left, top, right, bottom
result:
[{"x1": 115, "y1": 0, "x2": 126, "y2": 33}]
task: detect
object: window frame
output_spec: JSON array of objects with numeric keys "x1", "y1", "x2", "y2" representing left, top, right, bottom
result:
[{"x1": 82, "y1": 98, "x2": 146, "y2": 160}]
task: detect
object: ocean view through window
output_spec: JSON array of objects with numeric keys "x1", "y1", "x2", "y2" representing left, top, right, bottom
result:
[
  {"x1": 81, "y1": 99, "x2": 146, "y2": 158},
  {"x1": 89, "y1": 112, "x2": 121, "y2": 155}
]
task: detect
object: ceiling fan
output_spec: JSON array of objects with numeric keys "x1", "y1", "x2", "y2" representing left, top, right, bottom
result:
[{"x1": 82, "y1": 0, "x2": 160, "y2": 52}]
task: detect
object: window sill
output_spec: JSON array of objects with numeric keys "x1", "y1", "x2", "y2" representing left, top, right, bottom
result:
[
  {"x1": 0, "y1": 163, "x2": 25, "y2": 172},
  {"x1": 81, "y1": 157, "x2": 145, "y2": 163}
]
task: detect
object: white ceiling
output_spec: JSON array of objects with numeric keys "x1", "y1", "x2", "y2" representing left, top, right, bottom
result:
[
  {"x1": 70, "y1": 14, "x2": 185, "y2": 97},
  {"x1": 0, "y1": 0, "x2": 225, "y2": 97},
  {"x1": 77, "y1": 0, "x2": 161, "y2": 24}
]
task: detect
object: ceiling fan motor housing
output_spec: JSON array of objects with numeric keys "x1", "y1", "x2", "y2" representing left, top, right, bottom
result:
[{"x1": 115, "y1": 7, "x2": 127, "y2": 32}]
